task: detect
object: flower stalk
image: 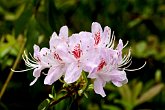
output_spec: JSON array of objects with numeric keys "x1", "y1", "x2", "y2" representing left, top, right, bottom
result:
[{"x1": 0, "y1": 36, "x2": 26, "y2": 100}]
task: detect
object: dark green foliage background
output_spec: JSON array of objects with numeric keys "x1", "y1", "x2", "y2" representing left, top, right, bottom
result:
[{"x1": 0, "y1": 0, "x2": 165, "y2": 110}]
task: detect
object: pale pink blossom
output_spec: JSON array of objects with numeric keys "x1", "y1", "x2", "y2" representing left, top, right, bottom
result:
[
  {"x1": 57, "y1": 32, "x2": 98, "y2": 83},
  {"x1": 88, "y1": 39, "x2": 128, "y2": 97},
  {"x1": 12, "y1": 22, "x2": 146, "y2": 98},
  {"x1": 44, "y1": 26, "x2": 69, "y2": 85},
  {"x1": 23, "y1": 45, "x2": 51, "y2": 85},
  {"x1": 91, "y1": 22, "x2": 115, "y2": 49}
]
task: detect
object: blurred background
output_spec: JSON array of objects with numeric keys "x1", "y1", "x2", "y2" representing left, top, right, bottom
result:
[{"x1": 0, "y1": 0, "x2": 165, "y2": 110}]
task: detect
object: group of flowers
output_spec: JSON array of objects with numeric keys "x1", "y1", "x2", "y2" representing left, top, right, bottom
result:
[{"x1": 19, "y1": 22, "x2": 135, "y2": 97}]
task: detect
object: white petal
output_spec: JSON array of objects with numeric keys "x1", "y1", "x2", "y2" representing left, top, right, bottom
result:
[
  {"x1": 49, "y1": 32, "x2": 59, "y2": 49},
  {"x1": 56, "y1": 44, "x2": 74, "y2": 63},
  {"x1": 91, "y1": 22, "x2": 103, "y2": 46},
  {"x1": 92, "y1": 22, "x2": 103, "y2": 35},
  {"x1": 33, "y1": 44, "x2": 40, "y2": 52},
  {"x1": 103, "y1": 26, "x2": 111, "y2": 46},
  {"x1": 40, "y1": 47, "x2": 50, "y2": 55},
  {"x1": 33, "y1": 44, "x2": 40, "y2": 59},
  {"x1": 44, "y1": 66, "x2": 64, "y2": 85},
  {"x1": 83, "y1": 49, "x2": 100, "y2": 73},
  {"x1": 64, "y1": 63, "x2": 82, "y2": 83},
  {"x1": 112, "y1": 81, "x2": 122, "y2": 87},
  {"x1": 33, "y1": 66, "x2": 43, "y2": 77},
  {"x1": 79, "y1": 32, "x2": 94, "y2": 50},
  {"x1": 87, "y1": 72, "x2": 98, "y2": 79},
  {"x1": 112, "y1": 78, "x2": 128, "y2": 87},
  {"x1": 110, "y1": 70, "x2": 128, "y2": 87},
  {"x1": 59, "y1": 26, "x2": 68, "y2": 40},
  {"x1": 83, "y1": 61, "x2": 98, "y2": 73},
  {"x1": 116, "y1": 39, "x2": 123, "y2": 51},
  {"x1": 94, "y1": 78, "x2": 106, "y2": 97}
]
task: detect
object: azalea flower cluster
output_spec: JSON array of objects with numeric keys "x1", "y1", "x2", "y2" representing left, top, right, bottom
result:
[{"x1": 17, "y1": 22, "x2": 143, "y2": 97}]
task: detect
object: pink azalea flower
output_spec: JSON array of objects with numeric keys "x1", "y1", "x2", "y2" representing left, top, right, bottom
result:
[
  {"x1": 24, "y1": 45, "x2": 51, "y2": 86},
  {"x1": 44, "y1": 26, "x2": 69, "y2": 85},
  {"x1": 15, "y1": 22, "x2": 146, "y2": 97},
  {"x1": 88, "y1": 39, "x2": 129, "y2": 97},
  {"x1": 56, "y1": 32, "x2": 98, "y2": 83},
  {"x1": 65, "y1": 32, "x2": 93, "y2": 83},
  {"x1": 49, "y1": 26, "x2": 69, "y2": 49},
  {"x1": 91, "y1": 22, "x2": 115, "y2": 48}
]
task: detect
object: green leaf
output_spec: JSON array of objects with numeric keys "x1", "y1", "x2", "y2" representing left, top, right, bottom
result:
[
  {"x1": 102, "y1": 104, "x2": 121, "y2": 110},
  {"x1": 83, "y1": 92, "x2": 88, "y2": 98},
  {"x1": 118, "y1": 84, "x2": 132, "y2": 103},
  {"x1": 38, "y1": 98, "x2": 50, "y2": 110},
  {"x1": 136, "y1": 83, "x2": 164, "y2": 105},
  {"x1": 51, "y1": 85, "x2": 56, "y2": 99},
  {"x1": 49, "y1": 94, "x2": 54, "y2": 99},
  {"x1": 6, "y1": 58, "x2": 14, "y2": 66},
  {"x1": 15, "y1": 2, "x2": 33, "y2": 36},
  {"x1": 54, "y1": 96, "x2": 67, "y2": 110},
  {"x1": 128, "y1": 18, "x2": 142, "y2": 28},
  {"x1": 132, "y1": 81, "x2": 143, "y2": 104},
  {"x1": 6, "y1": 34, "x2": 16, "y2": 44},
  {"x1": 134, "y1": 41, "x2": 147, "y2": 57},
  {"x1": 114, "y1": 99, "x2": 133, "y2": 110},
  {"x1": 48, "y1": 0, "x2": 57, "y2": 31},
  {"x1": 107, "y1": 93, "x2": 118, "y2": 101},
  {"x1": 0, "y1": 43, "x2": 12, "y2": 58},
  {"x1": 155, "y1": 69, "x2": 162, "y2": 82}
]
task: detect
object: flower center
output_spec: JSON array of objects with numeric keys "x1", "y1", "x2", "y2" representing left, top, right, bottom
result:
[{"x1": 72, "y1": 44, "x2": 82, "y2": 59}]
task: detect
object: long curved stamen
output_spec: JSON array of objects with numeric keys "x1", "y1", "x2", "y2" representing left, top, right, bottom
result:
[
  {"x1": 118, "y1": 61, "x2": 132, "y2": 69},
  {"x1": 122, "y1": 55, "x2": 131, "y2": 64},
  {"x1": 11, "y1": 51, "x2": 40, "y2": 72},
  {"x1": 124, "y1": 61, "x2": 146, "y2": 71},
  {"x1": 118, "y1": 58, "x2": 131, "y2": 68},
  {"x1": 24, "y1": 52, "x2": 38, "y2": 64},
  {"x1": 119, "y1": 57, "x2": 132, "y2": 67},
  {"x1": 20, "y1": 54, "x2": 38, "y2": 68},
  {"x1": 22, "y1": 55, "x2": 38, "y2": 68},
  {"x1": 29, "y1": 52, "x2": 38, "y2": 62},
  {"x1": 121, "y1": 49, "x2": 131, "y2": 64},
  {"x1": 42, "y1": 72, "x2": 47, "y2": 75},
  {"x1": 120, "y1": 55, "x2": 132, "y2": 66},
  {"x1": 123, "y1": 41, "x2": 129, "y2": 48},
  {"x1": 11, "y1": 67, "x2": 36, "y2": 72},
  {"x1": 23, "y1": 55, "x2": 37, "y2": 65}
]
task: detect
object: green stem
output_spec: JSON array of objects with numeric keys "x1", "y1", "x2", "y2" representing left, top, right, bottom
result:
[
  {"x1": 82, "y1": 71, "x2": 89, "y2": 94},
  {"x1": 49, "y1": 89, "x2": 77, "y2": 108},
  {"x1": 0, "y1": 36, "x2": 26, "y2": 100}
]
